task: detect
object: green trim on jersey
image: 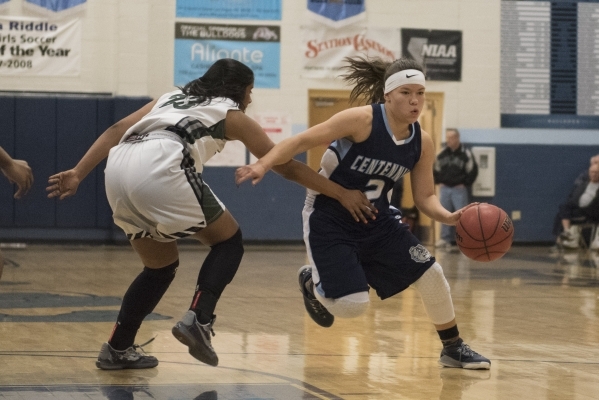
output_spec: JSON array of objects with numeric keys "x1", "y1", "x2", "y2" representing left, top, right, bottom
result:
[
  {"x1": 202, "y1": 182, "x2": 225, "y2": 225},
  {"x1": 170, "y1": 116, "x2": 226, "y2": 145}
]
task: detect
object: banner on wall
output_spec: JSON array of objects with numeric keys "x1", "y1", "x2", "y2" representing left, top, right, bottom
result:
[
  {"x1": 307, "y1": 0, "x2": 366, "y2": 28},
  {"x1": 302, "y1": 26, "x2": 398, "y2": 79},
  {"x1": 177, "y1": 0, "x2": 281, "y2": 21},
  {"x1": 0, "y1": 16, "x2": 81, "y2": 76},
  {"x1": 401, "y1": 28, "x2": 462, "y2": 81},
  {"x1": 174, "y1": 22, "x2": 281, "y2": 89}
]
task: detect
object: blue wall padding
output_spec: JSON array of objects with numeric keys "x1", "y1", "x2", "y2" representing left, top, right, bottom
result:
[
  {"x1": 113, "y1": 96, "x2": 151, "y2": 120},
  {"x1": 202, "y1": 162, "x2": 307, "y2": 241},
  {"x1": 95, "y1": 98, "x2": 115, "y2": 229},
  {"x1": 0, "y1": 94, "x2": 151, "y2": 238},
  {"x1": 14, "y1": 97, "x2": 57, "y2": 227},
  {"x1": 471, "y1": 144, "x2": 599, "y2": 243},
  {"x1": 55, "y1": 98, "x2": 98, "y2": 228}
]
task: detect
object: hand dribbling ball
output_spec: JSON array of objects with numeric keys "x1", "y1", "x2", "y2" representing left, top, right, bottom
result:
[{"x1": 455, "y1": 203, "x2": 514, "y2": 262}]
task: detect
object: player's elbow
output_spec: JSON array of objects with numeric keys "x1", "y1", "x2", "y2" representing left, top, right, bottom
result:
[{"x1": 413, "y1": 193, "x2": 432, "y2": 208}]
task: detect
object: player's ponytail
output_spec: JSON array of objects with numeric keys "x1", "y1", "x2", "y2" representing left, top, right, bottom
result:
[
  {"x1": 342, "y1": 56, "x2": 426, "y2": 104},
  {"x1": 342, "y1": 56, "x2": 388, "y2": 104}
]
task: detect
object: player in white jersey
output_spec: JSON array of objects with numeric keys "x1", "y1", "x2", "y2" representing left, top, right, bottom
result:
[
  {"x1": 47, "y1": 59, "x2": 372, "y2": 370},
  {"x1": 236, "y1": 57, "x2": 491, "y2": 370}
]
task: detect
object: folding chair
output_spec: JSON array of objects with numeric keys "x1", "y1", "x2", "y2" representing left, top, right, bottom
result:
[{"x1": 577, "y1": 221, "x2": 599, "y2": 250}]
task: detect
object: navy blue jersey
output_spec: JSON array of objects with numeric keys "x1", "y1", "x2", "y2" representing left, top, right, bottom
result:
[{"x1": 311, "y1": 103, "x2": 422, "y2": 216}]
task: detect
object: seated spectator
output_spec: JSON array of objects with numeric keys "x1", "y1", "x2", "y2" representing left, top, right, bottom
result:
[
  {"x1": 574, "y1": 154, "x2": 599, "y2": 186},
  {"x1": 554, "y1": 163, "x2": 599, "y2": 249}
]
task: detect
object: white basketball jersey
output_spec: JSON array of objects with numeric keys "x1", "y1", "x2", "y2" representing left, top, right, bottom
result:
[{"x1": 122, "y1": 90, "x2": 240, "y2": 173}]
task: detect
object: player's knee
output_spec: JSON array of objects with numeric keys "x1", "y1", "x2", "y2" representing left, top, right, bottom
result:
[
  {"x1": 214, "y1": 228, "x2": 244, "y2": 258},
  {"x1": 412, "y1": 262, "x2": 450, "y2": 300},
  {"x1": 144, "y1": 259, "x2": 179, "y2": 284},
  {"x1": 319, "y1": 291, "x2": 370, "y2": 318},
  {"x1": 411, "y1": 262, "x2": 455, "y2": 325},
  {"x1": 200, "y1": 228, "x2": 244, "y2": 293}
]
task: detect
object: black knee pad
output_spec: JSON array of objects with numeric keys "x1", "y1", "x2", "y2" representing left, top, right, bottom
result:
[
  {"x1": 212, "y1": 228, "x2": 244, "y2": 258},
  {"x1": 119, "y1": 259, "x2": 179, "y2": 327},
  {"x1": 196, "y1": 228, "x2": 244, "y2": 297},
  {"x1": 143, "y1": 259, "x2": 179, "y2": 282},
  {"x1": 110, "y1": 259, "x2": 179, "y2": 349}
]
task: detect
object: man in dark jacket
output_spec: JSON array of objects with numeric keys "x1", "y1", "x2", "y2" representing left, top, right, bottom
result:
[
  {"x1": 433, "y1": 128, "x2": 478, "y2": 248},
  {"x1": 555, "y1": 163, "x2": 599, "y2": 249}
]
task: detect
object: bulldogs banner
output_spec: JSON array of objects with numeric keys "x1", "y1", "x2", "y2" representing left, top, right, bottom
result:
[
  {"x1": 401, "y1": 28, "x2": 462, "y2": 81},
  {"x1": 307, "y1": 0, "x2": 366, "y2": 28},
  {"x1": 174, "y1": 22, "x2": 281, "y2": 88},
  {"x1": 302, "y1": 25, "x2": 398, "y2": 79}
]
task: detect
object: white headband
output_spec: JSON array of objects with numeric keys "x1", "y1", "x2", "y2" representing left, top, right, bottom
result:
[{"x1": 384, "y1": 69, "x2": 426, "y2": 94}]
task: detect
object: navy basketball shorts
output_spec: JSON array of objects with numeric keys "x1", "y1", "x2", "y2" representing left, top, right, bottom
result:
[
  {"x1": 303, "y1": 206, "x2": 436, "y2": 300},
  {"x1": 105, "y1": 132, "x2": 225, "y2": 242}
]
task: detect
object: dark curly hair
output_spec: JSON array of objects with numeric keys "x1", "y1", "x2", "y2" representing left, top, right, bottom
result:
[
  {"x1": 341, "y1": 56, "x2": 425, "y2": 104},
  {"x1": 180, "y1": 58, "x2": 254, "y2": 107}
]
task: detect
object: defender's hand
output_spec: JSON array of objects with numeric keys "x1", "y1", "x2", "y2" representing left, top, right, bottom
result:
[
  {"x1": 47, "y1": 170, "x2": 81, "y2": 200},
  {"x1": 235, "y1": 163, "x2": 268, "y2": 186},
  {"x1": 339, "y1": 190, "x2": 377, "y2": 223},
  {"x1": 1, "y1": 159, "x2": 33, "y2": 199}
]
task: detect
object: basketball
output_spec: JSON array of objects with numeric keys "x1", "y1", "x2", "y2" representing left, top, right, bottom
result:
[{"x1": 455, "y1": 203, "x2": 514, "y2": 262}]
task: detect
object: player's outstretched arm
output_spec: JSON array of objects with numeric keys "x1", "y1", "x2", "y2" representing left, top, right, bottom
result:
[
  {"x1": 47, "y1": 100, "x2": 157, "y2": 200},
  {"x1": 229, "y1": 111, "x2": 376, "y2": 223},
  {"x1": 235, "y1": 107, "x2": 369, "y2": 186},
  {"x1": 0, "y1": 146, "x2": 33, "y2": 199}
]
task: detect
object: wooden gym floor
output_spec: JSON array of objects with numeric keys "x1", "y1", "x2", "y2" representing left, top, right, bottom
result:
[{"x1": 0, "y1": 242, "x2": 598, "y2": 399}]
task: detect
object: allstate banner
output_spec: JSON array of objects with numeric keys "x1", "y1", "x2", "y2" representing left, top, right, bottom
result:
[
  {"x1": 0, "y1": 16, "x2": 81, "y2": 76},
  {"x1": 302, "y1": 26, "x2": 398, "y2": 79},
  {"x1": 401, "y1": 28, "x2": 462, "y2": 81},
  {"x1": 177, "y1": 0, "x2": 281, "y2": 20},
  {"x1": 174, "y1": 22, "x2": 280, "y2": 89},
  {"x1": 307, "y1": 0, "x2": 365, "y2": 28}
]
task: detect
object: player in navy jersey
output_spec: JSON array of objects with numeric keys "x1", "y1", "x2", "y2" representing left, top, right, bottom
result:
[
  {"x1": 236, "y1": 56, "x2": 491, "y2": 370},
  {"x1": 46, "y1": 59, "x2": 372, "y2": 370}
]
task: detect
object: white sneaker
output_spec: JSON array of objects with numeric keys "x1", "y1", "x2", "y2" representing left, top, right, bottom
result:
[
  {"x1": 560, "y1": 226, "x2": 580, "y2": 249},
  {"x1": 562, "y1": 238, "x2": 580, "y2": 249}
]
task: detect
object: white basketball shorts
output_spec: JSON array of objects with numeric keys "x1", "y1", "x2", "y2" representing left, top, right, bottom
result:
[{"x1": 105, "y1": 131, "x2": 225, "y2": 242}]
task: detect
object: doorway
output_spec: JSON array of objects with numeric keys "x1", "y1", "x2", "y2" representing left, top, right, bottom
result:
[{"x1": 307, "y1": 89, "x2": 356, "y2": 171}]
